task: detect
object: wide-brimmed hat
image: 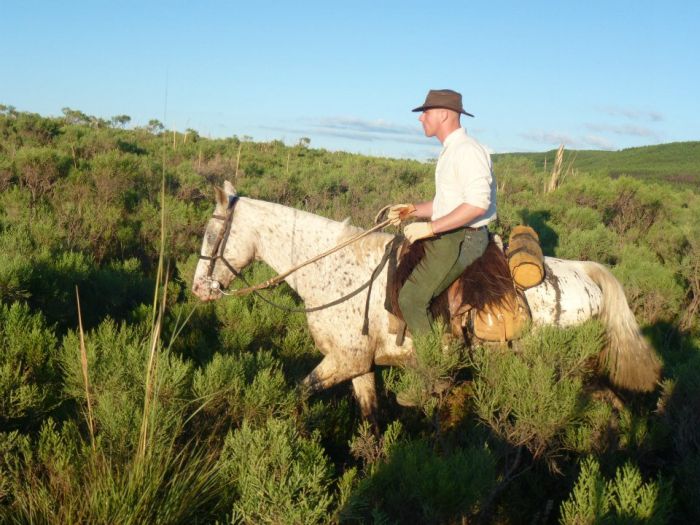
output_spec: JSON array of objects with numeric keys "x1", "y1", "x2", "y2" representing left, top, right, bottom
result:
[{"x1": 412, "y1": 89, "x2": 474, "y2": 117}]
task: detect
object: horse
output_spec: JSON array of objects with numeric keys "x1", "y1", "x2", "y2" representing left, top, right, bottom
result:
[{"x1": 192, "y1": 181, "x2": 661, "y2": 417}]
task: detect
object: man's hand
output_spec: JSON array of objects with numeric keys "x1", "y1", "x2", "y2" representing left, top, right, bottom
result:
[
  {"x1": 403, "y1": 222, "x2": 434, "y2": 243},
  {"x1": 387, "y1": 203, "x2": 416, "y2": 226}
]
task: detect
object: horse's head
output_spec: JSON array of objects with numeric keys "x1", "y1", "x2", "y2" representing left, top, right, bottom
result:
[{"x1": 192, "y1": 181, "x2": 256, "y2": 301}]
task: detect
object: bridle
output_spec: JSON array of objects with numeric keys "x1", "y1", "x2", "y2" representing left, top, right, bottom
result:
[{"x1": 197, "y1": 195, "x2": 240, "y2": 293}]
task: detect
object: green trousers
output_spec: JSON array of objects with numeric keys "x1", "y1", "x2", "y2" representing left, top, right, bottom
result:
[{"x1": 398, "y1": 226, "x2": 489, "y2": 336}]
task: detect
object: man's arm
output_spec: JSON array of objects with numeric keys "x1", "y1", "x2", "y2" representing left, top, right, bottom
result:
[
  {"x1": 411, "y1": 200, "x2": 433, "y2": 219},
  {"x1": 430, "y1": 202, "x2": 486, "y2": 234}
]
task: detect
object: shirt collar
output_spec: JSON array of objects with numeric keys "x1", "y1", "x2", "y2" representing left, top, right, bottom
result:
[{"x1": 441, "y1": 127, "x2": 467, "y2": 151}]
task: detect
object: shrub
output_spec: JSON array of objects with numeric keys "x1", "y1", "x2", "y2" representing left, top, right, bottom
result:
[
  {"x1": 60, "y1": 319, "x2": 191, "y2": 460},
  {"x1": 559, "y1": 456, "x2": 672, "y2": 525},
  {"x1": 469, "y1": 322, "x2": 604, "y2": 460},
  {"x1": 555, "y1": 224, "x2": 619, "y2": 264},
  {"x1": 385, "y1": 323, "x2": 467, "y2": 418},
  {"x1": 613, "y1": 244, "x2": 685, "y2": 324},
  {"x1": 218, "y1": 418, "x2": 335, "y2": 524},
  {"x1": 341, "y1": 437, "x2": 495, "y2": 524},
  {"x1": 192, "y1": 351, "x2": 298, "y2": 432},
  {"x1": 0, "y1": 418, "x2": 224, "y2": 524},
  {"x1": 0, "y1": 302, "x2": 60, "y2": 427}
]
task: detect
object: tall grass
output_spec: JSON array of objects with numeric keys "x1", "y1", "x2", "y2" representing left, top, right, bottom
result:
[
  {"x1": 0, "y1": 141, "x2": 226, "y2": 524},
  {"x1": 75, "y1": 286, "x2": 95, "y2": 450}
]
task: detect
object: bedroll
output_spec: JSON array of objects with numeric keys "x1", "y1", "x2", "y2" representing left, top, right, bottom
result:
[{"x1": 507, "y1": 225, "x2": 545, "y2": 289}]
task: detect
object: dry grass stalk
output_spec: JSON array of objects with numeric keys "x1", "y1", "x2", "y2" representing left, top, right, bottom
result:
[
  {"x1": 547, "y1": 144, "x2": 565, "y2": 193},
  {"x1": 235, "y1": 143, "x2": 242, "y2": 178},
  {"x1": 138, "y1": 149, "x2": 170, "y2": 460},
  {"x1": 75, "y1": 286, "x2": 96, "y2": 450}
]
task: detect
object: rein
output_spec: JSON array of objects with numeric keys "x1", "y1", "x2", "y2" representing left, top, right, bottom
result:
[{"x1": 198, "y1": 197, "x2": 397, "y2": 321}]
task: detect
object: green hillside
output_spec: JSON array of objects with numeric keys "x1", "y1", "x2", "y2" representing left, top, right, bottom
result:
[{"x1": 495, "y1": 141, "x2": 700, "y2": 187}]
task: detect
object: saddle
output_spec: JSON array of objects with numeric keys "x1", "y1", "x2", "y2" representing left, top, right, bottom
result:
[{"x1": 385, "y1": 234, "x2": 531, "y2": 344}]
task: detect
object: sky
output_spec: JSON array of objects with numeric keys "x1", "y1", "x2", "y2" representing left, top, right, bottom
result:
[{"x1": 1, "y1": 0, "x2": 698, "y2": 160}]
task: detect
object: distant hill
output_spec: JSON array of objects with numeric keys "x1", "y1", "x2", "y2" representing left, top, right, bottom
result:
[{"x1": 494, "y1": 141, "x2": 700, "y2": 188}]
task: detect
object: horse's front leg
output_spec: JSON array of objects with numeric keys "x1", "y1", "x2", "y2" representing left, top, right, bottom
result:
[
  {"x1": 351, "y1": 371, "x2": 378, "y2": 421},
  {"x1": 302, "y1": 352, "x2": 371, "y2": 392}
]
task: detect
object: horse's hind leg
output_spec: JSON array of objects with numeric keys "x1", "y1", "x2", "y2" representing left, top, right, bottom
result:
[{"x1": 352, "y1": 371, "x2": 378, "y2": 421}]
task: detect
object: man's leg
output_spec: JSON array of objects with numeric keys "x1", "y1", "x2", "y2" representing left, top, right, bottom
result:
[{"x1": 398, "y1": 228, "x2": 488, "y2": 336}]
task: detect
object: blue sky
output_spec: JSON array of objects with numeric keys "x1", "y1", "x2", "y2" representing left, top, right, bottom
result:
[{"x1": 1, "y1": 1, "x2": 698, "y2": 159}]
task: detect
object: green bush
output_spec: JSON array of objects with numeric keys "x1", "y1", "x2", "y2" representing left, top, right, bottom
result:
[
  {"x1": 613, "y1": 244, "x2": 685, "y2": 324},
  {"x1": 559, "y1": 456, "x2": 672, "y2": 525},
  {"x1": 0, "y1": 418, "x2": 223, "y2": 524},
  {"x1": 342, "y1": 437, "x2": 495, "y2": 524},
  {"x1": 0, "y1": 302, "x2": 59, "y2": 427},
  {"x1": 218, "y1": 418, "x2": 335, "y2": 524},
  {"x1": 61, "y1": 319, "x2": 191, "y2": 460},
  {"x1": 469, "y1": 322, "x2": 604, "y2": 460},
  {"x1": 192, "y1": 351, "x2": 298, "y2": 431},
  {"x1": 555, "y1": 224, "x2": 619, "y2": 264}
]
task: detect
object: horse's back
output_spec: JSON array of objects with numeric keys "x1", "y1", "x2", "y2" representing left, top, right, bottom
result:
[{"x1": 524, "y1": 257, "x2": 603, "y2": 327}]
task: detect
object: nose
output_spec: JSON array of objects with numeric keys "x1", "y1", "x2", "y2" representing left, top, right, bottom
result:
[{"x1": 192, "y1": 280, "x2": 213, "y2": 301}]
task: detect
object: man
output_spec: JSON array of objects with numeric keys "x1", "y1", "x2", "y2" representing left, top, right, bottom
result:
[{"x1": 388, "y1": 89, "x2": 497, "y2": 336}]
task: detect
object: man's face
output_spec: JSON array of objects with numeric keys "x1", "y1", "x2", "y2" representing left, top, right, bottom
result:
[{"x1": 418, "y1": 108, "x2": 442, "y2": 137}]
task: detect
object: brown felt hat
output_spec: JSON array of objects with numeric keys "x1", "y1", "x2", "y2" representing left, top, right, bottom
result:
[{"x1": 412, "y1": 89, "x2": 474, "y2": 117}]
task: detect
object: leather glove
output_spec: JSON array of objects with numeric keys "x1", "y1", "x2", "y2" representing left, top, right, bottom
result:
[
  {"x1": 387, "y1": 203, "x2": 416, "y2": 226},
  {"x1": 403, "y1": 222, "x2": 434, "y2": 244}
]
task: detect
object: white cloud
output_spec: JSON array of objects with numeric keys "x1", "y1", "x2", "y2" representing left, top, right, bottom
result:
[
  {"x1": 519, "y1": 130, "x2": 617, "y2": 150},
  {"x1": 262, "y1": 116, "x2": 431, "y2": 146},
  {"x1": 581, "y1": 135, "x2": 616, "y2": 150},
  {"x1": 315, "y1": 116, "x2": 421, "y2": 137},
  {"x1": 597, "y1": 106, "x2": 664, "y2": 122},
  {"x1": 584, "y1": 122, "x2": 658, "y2": 138},
  {"x1": 519, "y1": 131, "x2": 577, "y2": 146}
]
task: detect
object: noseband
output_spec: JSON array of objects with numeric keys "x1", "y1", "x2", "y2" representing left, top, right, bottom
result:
[{"x1": 198, "y1": 195, "x2": 240, "y2": 290}]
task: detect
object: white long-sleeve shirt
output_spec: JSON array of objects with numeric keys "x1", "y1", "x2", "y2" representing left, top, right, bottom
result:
[{"x1": 431, "y1": 128, "x2": 497, "y2": 228}]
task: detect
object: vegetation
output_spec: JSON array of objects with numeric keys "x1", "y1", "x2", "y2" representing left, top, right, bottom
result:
[{"x1": 0, "y1": 105, "x2": 699, "y2": 523}]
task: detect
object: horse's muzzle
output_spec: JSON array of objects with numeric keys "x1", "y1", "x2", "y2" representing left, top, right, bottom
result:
[{"x1": 192, "y1": 279, "x2": 222, "y2": 301}]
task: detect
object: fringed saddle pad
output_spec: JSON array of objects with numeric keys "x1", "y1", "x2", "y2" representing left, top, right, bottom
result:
[{"x1": 385, "y1": 236, "x2": 530, "y2": 342}]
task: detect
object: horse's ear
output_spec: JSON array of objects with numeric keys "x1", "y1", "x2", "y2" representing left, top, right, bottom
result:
[
  {"x1": 224, "y1": 180, "x2": 237, "y2": 197},
  {"x1": 214, "y1": 186, "x2": 228, "y2": 208}
]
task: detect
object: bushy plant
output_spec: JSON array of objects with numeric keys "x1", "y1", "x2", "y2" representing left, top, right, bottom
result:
[
  {"x1": 555, "y1": 224, "x2": 619, "y2": 264},
  {"x1": 385, "y1": 323, "x2": 467, "y2": 419},
  {"x1": 341, "y1": 434, "x2": 495, "y2": 524},
  {"x1": 559, "y1": 456, "x2": 672, "y2": 524},
  {"x1": 192, "y1": 350, "x2": 298, "y2": 431},
  {"x1": 613, "y1": 244, "x2": 685, "y2": 324},
  {"x1": 0, "y1": 418, "x2": 224, "y2": 524},
  {"x1": 469, "y1": 322, "x2": 604, "y2": 460},
  {"x1": 60, "y1": 319, "x2": 192, "y2": 460},
  {"x1": 0, "y1": 302, "x2": 59, "y2": 427},
  {"x1": 217, "y1": 418, "x2": 335, "y2": 524}
]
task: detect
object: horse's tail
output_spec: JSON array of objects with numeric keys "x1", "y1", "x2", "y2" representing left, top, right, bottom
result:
[{"x1": 581, "y1": 261, "x2": 661, "y2": 391}]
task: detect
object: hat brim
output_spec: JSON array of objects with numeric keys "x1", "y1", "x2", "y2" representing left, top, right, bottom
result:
[{"x1": 411, "y1": 105, "x2": 474, "y2": 118}]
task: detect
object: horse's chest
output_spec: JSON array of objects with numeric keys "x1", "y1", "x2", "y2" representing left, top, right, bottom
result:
[{"x1": 525, "y1": 259, "x2": 603, "y2": 327}]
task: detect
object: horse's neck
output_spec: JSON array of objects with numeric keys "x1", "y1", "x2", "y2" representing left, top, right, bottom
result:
[{"x1": 239, "y1": 198, "x2": 355, "y2": 293}]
